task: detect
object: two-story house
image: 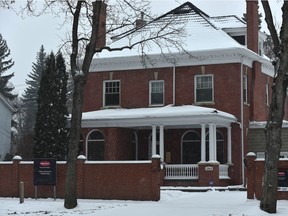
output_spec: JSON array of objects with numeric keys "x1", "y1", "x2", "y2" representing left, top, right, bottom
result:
[
  {"x1": 78, "y1": 1, "x2": 286, "y2": 186},
  {"x1": 0, "y1": 93, "x2": 15, "y2": 160}
]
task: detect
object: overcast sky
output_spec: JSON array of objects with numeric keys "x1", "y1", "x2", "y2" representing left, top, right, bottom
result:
[{"x1": 0, "y1": 0, "x2": 283, "y2": 96}]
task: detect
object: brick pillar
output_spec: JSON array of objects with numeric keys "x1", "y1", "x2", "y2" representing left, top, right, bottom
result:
[
  {"x1": 198, "y1": 161, "x2": 220, "y2": 186},
  {"x1": 245, "y1": 152, "x2": 256, "y2": 199},
  {"x1": 246, "y1": 0, "x2": 259, "y2": 53},
  {"x1": 93, "y1": 0, "x2": 107, "y2": 49},
  {"x1": 151, "y1": 155, "x2": 161, "y2": 201},
  {"x1": 77, "y1": 155, "x2": 86, "y2": 199},
  {"x1": 12, "y1": 155, "x2": 22, "y2": 197}
]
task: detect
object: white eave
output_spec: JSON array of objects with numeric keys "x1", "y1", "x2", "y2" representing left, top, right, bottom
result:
[
  {"x1": 80, "y1": 105, "x2": 237, "y2": 128},
  {"x1": 90, "y1": 47, "x2": 274, "y2": 77},
  {"x1": 0, "y1": 93, "x2": 16, "y2": 113}
]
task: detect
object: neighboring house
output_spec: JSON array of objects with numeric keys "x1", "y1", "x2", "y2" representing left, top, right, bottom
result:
[
  {"x1": 79, "y1": 1, "x2": 287, "y2": 186},
  {"x1": 0, "y1": 94, "x2": 15, "y2": 160}
]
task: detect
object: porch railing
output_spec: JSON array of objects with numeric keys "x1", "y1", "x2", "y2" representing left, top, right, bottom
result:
[
  {"x1": 219, "y1": 164, "x2": 229, "y2": 179},
  {"x1": 165, "y1": 164, "x2": 198, "y2": 180},
  {"x1": 165, "y1": 164, "x2": 230, "y2": 180}
]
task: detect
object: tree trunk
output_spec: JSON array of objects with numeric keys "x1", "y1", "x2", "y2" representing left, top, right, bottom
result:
[
  {"x1": 260, "y1": 2, "x2": 288, "y2": 213},
  {"x1": 64, "y1": 77, "x2": 85, "y2": 209},
  {"x1": 64, "y1": 1, "x2": 104, "y2": 209}
]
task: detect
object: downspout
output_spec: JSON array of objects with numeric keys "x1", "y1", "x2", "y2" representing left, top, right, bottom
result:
[
  {"x1": 240, "y1": 56, "x2": 245, "y2": 186},
  {"x1": 173, "y1": 64, "x2": 176, "y2": 105}
]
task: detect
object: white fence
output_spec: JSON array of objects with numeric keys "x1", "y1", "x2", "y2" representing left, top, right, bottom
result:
[
  {"x1": 165, "y1": 164, "x2": 230, "y2": 180},
  {"x1": 165, "y1": 164, "x2": 198, "y2": 180}
]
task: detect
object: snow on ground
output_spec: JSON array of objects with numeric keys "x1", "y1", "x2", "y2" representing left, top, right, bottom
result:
[{"x1": 1, "y1": 189, "x2": 288, "y2": 216}]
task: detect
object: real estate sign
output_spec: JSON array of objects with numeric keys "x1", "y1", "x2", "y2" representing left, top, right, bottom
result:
[{"x1": 34, "y1": 158, "x2": 57, "y2": 186}]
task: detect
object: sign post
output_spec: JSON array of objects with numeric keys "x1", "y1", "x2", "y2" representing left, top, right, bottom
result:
[{"x1": 34, "y1": 158, "x2": 57, "y2": 200}]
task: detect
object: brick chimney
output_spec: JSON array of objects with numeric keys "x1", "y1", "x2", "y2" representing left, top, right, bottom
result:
[
  {"x1": 135, "y1": 12, "x2": 146, "y2": 29},
  {"x1": 94, "y1": 0, "x2": 107, "y2": 49},
  {"x1": 246, "y1": 0, "x2": 259, "y2": 54}
]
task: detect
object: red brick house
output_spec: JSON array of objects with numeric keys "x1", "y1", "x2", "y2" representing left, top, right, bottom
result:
[{"x1": 78, "y1": 1, "x2": 286, "y2": 186}]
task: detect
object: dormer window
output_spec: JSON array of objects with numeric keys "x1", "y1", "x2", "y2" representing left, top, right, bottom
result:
[{"x1": 232, "y1": 35, "x2": 246, "y2": 46}]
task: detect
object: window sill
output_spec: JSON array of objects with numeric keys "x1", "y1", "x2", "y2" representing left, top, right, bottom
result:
[
  {"x1": 101, "y1": 105, "x2": 121, "y2": 109},
  {"x1": 194, "y1": 102, "x2": 215, "y2": 106},
  {"x1": 149, "y1": 104, "x2": 165, "y2": 107}
]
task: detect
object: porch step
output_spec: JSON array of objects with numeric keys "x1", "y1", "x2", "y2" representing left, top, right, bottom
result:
[{"x1": 161, "y1": 186, "x2": 247, "y2": 193}]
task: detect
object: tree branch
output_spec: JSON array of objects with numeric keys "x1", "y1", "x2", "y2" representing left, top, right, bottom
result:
[{"x1": 261, "y1": 1, "x2": 280, "y2": 55}]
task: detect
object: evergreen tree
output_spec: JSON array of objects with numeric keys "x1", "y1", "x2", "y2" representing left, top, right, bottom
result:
[
  {"x1": 22, "y1": 45, "x2": 46, "y2": 131},
  {"x1": 33, "y1": 52, "x2": 68, "y2": 160},
  {"x1": 0, "y1": 34, "x2": 16, "y2": 100},
  {"x1": 54, "y1": 52, "x2": 69, "y2": 157}
]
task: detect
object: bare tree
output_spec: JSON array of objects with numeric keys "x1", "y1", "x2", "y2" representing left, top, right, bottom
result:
[
  {"x1": 4, "y1": 0, "x2": 185, "y2": 209},
  {"x1": 260, "y1": 1, "x2": 288, "y2": 213}
]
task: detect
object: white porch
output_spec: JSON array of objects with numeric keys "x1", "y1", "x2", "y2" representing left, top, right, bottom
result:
[{"x1": 81, "y1": 105, "x2": 237, "y2": 183}]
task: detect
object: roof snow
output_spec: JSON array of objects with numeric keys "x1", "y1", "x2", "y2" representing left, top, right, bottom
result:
[
  {"x1": 90, "y1": 1, "x2": 273, "y2": 76},
  {"x1": 97, "y1": 2, "x2": 244, "y2": 58},
  {"x1": 80, "y1": 105, "x2": 236, "y2": 128}
]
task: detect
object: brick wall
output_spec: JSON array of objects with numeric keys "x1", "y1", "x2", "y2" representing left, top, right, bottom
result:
[
  {"x1": 246, "y1": 153, "x2": 288, "y2": 200},
  {"x1": 0, "y1": 156, "x2": 161, "y2": 201}
]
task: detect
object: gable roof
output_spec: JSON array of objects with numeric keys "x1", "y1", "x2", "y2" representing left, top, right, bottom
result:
[
  {"x1": 91, "y1": 1, "x2": 273, "y2": 75},
  {"x1": 100, "y1": 1, "x2": 243, "y2": 56}
]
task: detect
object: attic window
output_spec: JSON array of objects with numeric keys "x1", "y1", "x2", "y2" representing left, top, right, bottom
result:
[
  {"x1": 173, "y1": 7, "x2": 191, "y2": 15},
  {"x1": 232, "y1": 35, "x2": 246, "y2": 46}
]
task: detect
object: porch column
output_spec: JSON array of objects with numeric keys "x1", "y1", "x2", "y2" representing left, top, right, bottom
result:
[
  {"x1": 201, "y1": 124, "x2": 206, "y2": 162},
  {"x1": 213, "y1": 124, "x2": 217, "y2": 161},
  {"x1": 227, "y1": 126, "x2": 232, "y2": 164},
  {"x1": 159, "y1": 125, "x2": 164, "y2": 160},
  {"x1": 209, "y1": 123, "x2": 216, "y2": 161},
  {"x1": 152, "y1": 125, "x2": 157, "y2": 156}
]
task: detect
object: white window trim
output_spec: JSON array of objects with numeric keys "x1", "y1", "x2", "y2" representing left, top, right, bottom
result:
[
  {"x1": 194, "y1": 74, "x2": 214, "y2": 104},
  {"x1": 103, "y1": 80, "x2": 121, "y2": 108},
  {"x1": 149, "y1": 80, "x2": 165, "y2": 106},
  {"x1": 266, "y1": 83, "x2": 269, "y2": 106},
  {"x1": 243, "y1": 75, "x2": 248, "y2": 104}
]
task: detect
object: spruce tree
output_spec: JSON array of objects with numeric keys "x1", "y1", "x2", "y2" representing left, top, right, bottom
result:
[
  {"x1": 22, "y1": 45, "x2": 46, "y2": 131},
  {"x1": 33, "y1": 52, "x2": 68, "y2": 160},
  {"x1": 0, "y1": 34, "x2": 16, "y2": 100},
  {"x1": 54, "y1": 52, "x2": 69, "y2": 158}
]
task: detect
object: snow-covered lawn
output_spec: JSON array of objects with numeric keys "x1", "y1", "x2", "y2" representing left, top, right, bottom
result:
[{"x1": 1, "y1": 189, "x2": 288, "y2": 216}]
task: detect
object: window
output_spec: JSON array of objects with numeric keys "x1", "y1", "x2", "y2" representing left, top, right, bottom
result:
[
  {"x1": 181, "y1": 131, "x2": 201, "y2": 164},
  {"x1": 195, "y1": 75, "x2": 213, "y2": 103},
  {"x1": 87, "y1": 130, "x2": 105, "y2": 160},
  {"x1": 266, "y1": 83, "x2": 269, "y2": 106},
  {"x1": 132, "y1": 131, "x2": 138, "y2": 160},
  {"x1": 243, "y1": 75, "x2": 248, "y2": 104},
  {"x1": 150, "y1": 80, "x2": 164, "y2": 106},
  {"x1": 232, "y1": 35, "x2": 246, "y2": 46},
  {"x1": 103, "y1": 80, "x2": 120, "y2": 107}
]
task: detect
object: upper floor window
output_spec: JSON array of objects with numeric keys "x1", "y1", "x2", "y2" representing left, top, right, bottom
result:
[
  {"x1": 243, "y1": 75, "x2": 248, "y2": 104},
  {"x1": 266, "y1": 83, "x2": 269, "y2": 106},
  {"x1": 150, "y1": 80, "x2": 164, "y2": 106},
  {"x1": 195, "y1": 75, "x2": 214, "y2": 103},
  {"x1": 103, "y1": 80, "x2": 120, "y2": 107}
]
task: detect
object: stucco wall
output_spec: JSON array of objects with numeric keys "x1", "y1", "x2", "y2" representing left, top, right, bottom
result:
[{"x1": 0, "y1": 98, "x2": 13, "y2": 160}]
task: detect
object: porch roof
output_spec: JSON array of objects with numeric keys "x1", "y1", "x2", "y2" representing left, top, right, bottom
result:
[{"x1": 81, "y1": 105, "x2": 237, "y2": 128}]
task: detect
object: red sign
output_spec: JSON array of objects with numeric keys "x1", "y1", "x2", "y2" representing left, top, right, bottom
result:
[{"x1": 40, "y1": 161, "x2": 50, "y2": 167}]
